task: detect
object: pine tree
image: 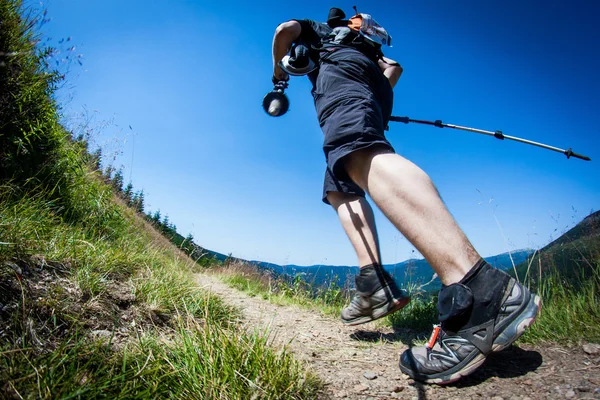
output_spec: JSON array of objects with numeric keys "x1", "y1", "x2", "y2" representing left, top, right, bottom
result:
[
  {"x1": 111, "y1": 168, "x2": 124, "y2": 193},
  {"x1": 182, "y1": 233, "x2": 195, "y2": 255},
  {"x1": 104, "y1": 165, "x2": 115, "y2": 183},
  {"x1": 123, "y1": 182, "x2": 134, "y2": 205},
  {"x1": 90, "y1": 148, "x2": 102, "y2": 171},
  {"x1": 132, "y1": 189, "x2": 145, "y2": 213},
  {"x1": 162, "y1": 215, "x2": 170, "y2": 233},
  {"x1": 151, "y1": 209, "x2": 161, "y2": 224}
]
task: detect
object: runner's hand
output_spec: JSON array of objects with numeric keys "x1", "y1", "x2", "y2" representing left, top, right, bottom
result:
[{"x1": 272, "y1": 67, "x2": 289, "y2": 84}]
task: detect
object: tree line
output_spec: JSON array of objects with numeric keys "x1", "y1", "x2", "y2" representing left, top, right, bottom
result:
[{"x1": 93, "y1": 150, "x2": 214, "y2": 265}]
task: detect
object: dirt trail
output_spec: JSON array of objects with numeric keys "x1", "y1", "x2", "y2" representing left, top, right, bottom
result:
[{"x1": 196, "y1": 273, "x2": 600, "y2": 400}]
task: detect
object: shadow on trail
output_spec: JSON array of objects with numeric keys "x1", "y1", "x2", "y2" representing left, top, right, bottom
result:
[
  {"x1": 350, "y1": 326, "x2": 429, "y2": 345},
  {"x1": 350, "y1": 328, "x2": 542, "y2": 398},
  {"x1": 405, "y1": 347, "x2": 542, "y2": 400},
  {"x1": 448, "y1": 346, "x2": 543, "y2": 387}
]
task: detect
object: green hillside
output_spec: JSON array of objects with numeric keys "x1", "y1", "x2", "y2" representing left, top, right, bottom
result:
[
  {"x1": 0, "y1": 2, "x2": 320, "y2": 398},
  {"x1": 512, "y1": 210, "x2": 600, "y2": 288},
  {"x1": 503, "y1": 210, "x2": 600, "y2": 344}
]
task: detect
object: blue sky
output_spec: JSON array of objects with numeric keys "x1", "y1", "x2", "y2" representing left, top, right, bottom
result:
[{"x1": 42, "y1": 0, "x2": 599, "y2": 266}]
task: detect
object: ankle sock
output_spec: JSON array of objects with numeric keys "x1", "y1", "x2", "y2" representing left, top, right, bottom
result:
[{"x1": 356, "y1": 263, "x2": 396, "y2": 295}]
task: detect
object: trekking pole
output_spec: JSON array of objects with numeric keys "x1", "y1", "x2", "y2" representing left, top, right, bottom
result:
[{"x1": 389, "y1": 116, "x2": 591, "y2": 161}]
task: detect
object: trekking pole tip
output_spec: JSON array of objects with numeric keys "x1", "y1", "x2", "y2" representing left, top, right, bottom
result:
[{"x1": 565, "y1": 148, "x2": 591, "y2": 161}]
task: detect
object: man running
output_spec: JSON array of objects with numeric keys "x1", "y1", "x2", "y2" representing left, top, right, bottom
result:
[{"x1": 270, "y1": 7, "x2": 540, "y2": 384}]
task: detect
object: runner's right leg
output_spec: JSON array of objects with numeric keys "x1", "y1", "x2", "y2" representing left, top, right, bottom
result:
[{"x1": 327, "y1": 191, "x2": 409, "y2": 325}]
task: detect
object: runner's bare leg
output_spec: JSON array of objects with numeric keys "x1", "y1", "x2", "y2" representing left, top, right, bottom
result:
[
  {"x1": 327, "y1": 192, "x2": 382, "y2": 268},
  {"x1": 342, "y1": 147, "x2": 480, "y2": 285}
]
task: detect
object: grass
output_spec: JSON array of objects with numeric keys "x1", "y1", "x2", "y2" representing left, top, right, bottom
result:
[
  {"x1": 138, "y1": 316, "x2": 320, "y2": 399},
  {"x1": 1, "y1": 312, "x2": 320, "y2": 400},
  {"x1": 0, "y1": 186, "x2": 323, "y2": 399},
  {"x1": 1, "y1": 1, "x2": 323, "y2": 397},
  {"x1": 0, "y1": 0, "x2": 64, "y2": 186},
  {"x1": 214, "y1": 255, "x2": 600, "y2": 347},
  {"x1": 519, "y1": 261, "x2": 600, "y2": 344},
  {"x1": 386, "y1": 283, "x2": 437, "y2": 334},
  {"x1": 212, "y1": 260, "x2": 439, "y2": 339},
  {"x1": 213, "y1": 260, "x2": 350, "y2": 318}
]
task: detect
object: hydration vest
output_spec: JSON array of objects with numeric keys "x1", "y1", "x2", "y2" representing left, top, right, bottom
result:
[
  {"x1": 279, "y1": 13, "x2": 392, "y2": 76},
  {"x1": 321, "y1": 13, "x2": 392, "y2": 60}
]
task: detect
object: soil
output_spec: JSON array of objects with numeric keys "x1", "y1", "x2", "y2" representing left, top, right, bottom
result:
[
  {"x1": 196, "y1": 273, "x2": 600, "y2": 400},
  {"x1": 0, "y1": 256, "x2": 172, "y2": 354}
]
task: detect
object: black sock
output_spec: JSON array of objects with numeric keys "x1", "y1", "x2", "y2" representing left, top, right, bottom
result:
[
  {"x1": 355, "y1": 264, "x2": 383, "y2": 295},
  {"x1": 356, "y1": 263, "x2": 397, "y2": 294}
]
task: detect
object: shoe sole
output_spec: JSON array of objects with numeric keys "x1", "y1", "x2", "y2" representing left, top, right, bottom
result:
[
  {"x1": 399, "y1": 349, "x2": 488, "y2": 385},
  {"x1": 400, "y1": 293, "x2": 542, "y2": 385},
  {"x1": 342, "y1": 296, "x2": 411, "y2": 326}
]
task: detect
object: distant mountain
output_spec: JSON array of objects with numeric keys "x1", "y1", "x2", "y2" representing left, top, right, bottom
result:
[
  {"x1": 192, "y1": 211, "x2": 599, "y2": 294},
  {"x1": 200, "y1": 248, "x2": 230, "y2": 263},
  {"x1": 250, "y1": 249, "x2": 535, "y2": 293}
]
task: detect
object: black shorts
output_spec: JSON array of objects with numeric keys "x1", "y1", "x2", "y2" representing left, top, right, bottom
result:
[{"x1": 312, "y1": 48, "x2": 394, "y2": 204}]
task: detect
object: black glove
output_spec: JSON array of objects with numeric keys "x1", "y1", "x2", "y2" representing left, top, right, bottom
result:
[{"x1": 272, "y1": 73, "x2": 289, "y2": 86}]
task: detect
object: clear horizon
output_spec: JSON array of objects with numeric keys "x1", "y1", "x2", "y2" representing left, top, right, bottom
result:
[{"x1": 221, "y1": 245, "x2": 536, "y2": 268}]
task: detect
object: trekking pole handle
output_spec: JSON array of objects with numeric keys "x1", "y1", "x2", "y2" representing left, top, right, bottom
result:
[
  {"x1": 389, "y1": 116, "x2": 445, "y2": 128},
  {"x1": 389, "y1": 116, "x2": 410, "y2": 124}
]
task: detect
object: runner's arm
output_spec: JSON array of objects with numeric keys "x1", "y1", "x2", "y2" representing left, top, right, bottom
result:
[
  {"x1": 272, "y1": 20, "x2": 302, "y2": 81},
  {"x1": 378, "y1": 56, "x2": 403, "y2": 88}
]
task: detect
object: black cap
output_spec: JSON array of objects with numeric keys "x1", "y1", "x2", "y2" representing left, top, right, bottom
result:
[{"x1": 327, "y1": 7, "x2": 346, "y2": 27}]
